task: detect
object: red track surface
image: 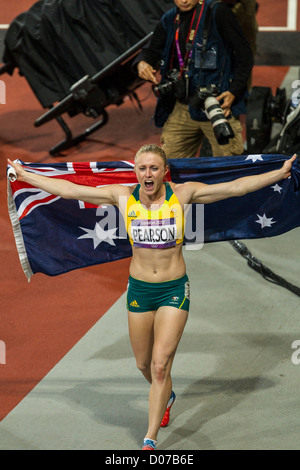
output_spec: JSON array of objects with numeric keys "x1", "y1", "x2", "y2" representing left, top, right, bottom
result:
[
  {"x1": 257, "y1": 0, "x2": 300, "y2": 29},
  {"x1": 0, "y1": 0, "x2": 298, "y2": 422}
]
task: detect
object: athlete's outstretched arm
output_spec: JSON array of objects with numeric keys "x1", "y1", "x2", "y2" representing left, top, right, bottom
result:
[
  {"x1": 7, "y1": 158, "x2": 129, "y2": 206},
  {"x1": 186, "y1": 154, "x2": 296, "y2": 204}
]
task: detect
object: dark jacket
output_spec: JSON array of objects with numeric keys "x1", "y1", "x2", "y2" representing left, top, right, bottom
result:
[{"x1": 136, "y1": 0, "x2": 253, "y2": 127}]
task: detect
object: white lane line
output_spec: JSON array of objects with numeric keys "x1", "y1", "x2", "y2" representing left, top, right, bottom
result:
[{"x1": 260, "y1": 0, "x2": 298, "y2": 31}]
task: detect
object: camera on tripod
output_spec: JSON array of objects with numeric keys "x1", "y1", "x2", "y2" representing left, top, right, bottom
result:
[
  {"x1": 190, "y1": 84, "x2": 234, "y2": 145},
  {"x1": 152, "y1": 69, "x2": 186, "y2": 101}
]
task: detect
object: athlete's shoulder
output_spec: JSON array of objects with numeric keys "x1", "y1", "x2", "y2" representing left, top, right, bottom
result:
[
  {"x1": 173, "y1": 181, "x2": 207, "y2": 204},
  {"x1": 166, "y1": 181, "x2": 177, "y2": 192},
  {"x1": 172, "y1": 181, "x2": 193, "y2": 194},
  {"x1": 169, "y1": 181, "x2": 189, "y2": 205},
  {"x1": 128, "y1": 184, "x2": 139, "y2": 196}
]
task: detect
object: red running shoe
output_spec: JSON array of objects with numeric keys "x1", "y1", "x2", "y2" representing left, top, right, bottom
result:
[
  {"x1": 160, "y1": 390, "x2": 176, "y2": 427},
  {"x1": 142, "y1": 438, "x2": 157, "y2": 450}
]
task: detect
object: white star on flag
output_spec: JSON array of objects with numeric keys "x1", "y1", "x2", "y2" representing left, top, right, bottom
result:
[
  {"x1": 245, "y1": 155, "x2": 264, "y2": 163},
  {"x1": 78, "y1": 223, "x2": 118, "y2": 248},
  {"x1": 255, "y1": 213, "x2": 276, "y2": 229},
  {"x1": 271, "y1": 183, "x2": 282, "y2": 193}
]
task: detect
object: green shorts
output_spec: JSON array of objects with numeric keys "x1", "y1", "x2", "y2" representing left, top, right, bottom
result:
[{"x1": 127, "y1": 274, "x2": 190, "y2": 313}]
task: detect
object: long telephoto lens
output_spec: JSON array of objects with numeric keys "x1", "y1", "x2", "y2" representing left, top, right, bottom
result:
[{"x1": 205, "y1": 97, "x2": 234, "y2": 145}]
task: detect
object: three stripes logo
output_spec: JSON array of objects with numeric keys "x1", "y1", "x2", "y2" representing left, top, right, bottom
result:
[{"x1": 128, "y1": 211, "x2": 137, "y2": 218}]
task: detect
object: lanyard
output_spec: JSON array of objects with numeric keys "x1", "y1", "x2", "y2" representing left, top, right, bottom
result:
[{"x1": 173, "y1": 0, "x2": 205, "y2": 77}]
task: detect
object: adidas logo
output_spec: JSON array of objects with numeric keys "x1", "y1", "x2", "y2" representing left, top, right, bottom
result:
[
  {"x1": 130, "y1": 300, "x2": 140, "y2": 307},
  {"x1": 128, "y1": 210, "x2": 137, "y2": 217}
]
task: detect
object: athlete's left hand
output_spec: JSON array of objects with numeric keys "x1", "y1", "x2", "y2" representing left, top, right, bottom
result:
[{"x1": 281, "y1": 154, "x2": 297, "y2": 179}]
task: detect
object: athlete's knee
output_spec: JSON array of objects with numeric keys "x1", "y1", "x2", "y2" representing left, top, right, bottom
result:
[
  {"x1": 151, "y1": 357, "x2": 171, "y2": 383},
  {"x1": 135, "y1": 359, "x2": 151, "y2": 374}
]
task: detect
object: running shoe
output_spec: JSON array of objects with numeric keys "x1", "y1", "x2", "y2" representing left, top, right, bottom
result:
[
  {"x1": 142, "y1": 438, "x2": 157, "y2": 450},
  {"x1": 160, "y1": 390, "x2": 176, "y2": 427}
]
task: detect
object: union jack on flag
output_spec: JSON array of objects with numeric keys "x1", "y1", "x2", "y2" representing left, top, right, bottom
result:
[
  {"x1": 12, "y1": 160, "x2": 139, "y2": 219},
  {"x1": 7, "y1": 154, "x2": 300, "y2": 280}
]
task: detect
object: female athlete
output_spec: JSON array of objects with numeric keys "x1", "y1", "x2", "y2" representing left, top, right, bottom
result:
[{"x1": 8, "y1": 145, "x2": 296, "y2": 450}]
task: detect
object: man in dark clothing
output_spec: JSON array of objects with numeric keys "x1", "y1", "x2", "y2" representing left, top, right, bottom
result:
[{"x1": 135, "y1": 0, "x2": 254, "y2": 158}]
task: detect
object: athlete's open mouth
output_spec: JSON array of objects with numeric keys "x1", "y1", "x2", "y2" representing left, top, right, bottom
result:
[{"x1": 145, "y1": 180, "x2": 154, "y2": 189}]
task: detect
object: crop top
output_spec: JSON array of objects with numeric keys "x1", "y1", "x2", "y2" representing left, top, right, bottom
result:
[{"x1": 126, "y1": 182, "x2": 184, "y2": 249}]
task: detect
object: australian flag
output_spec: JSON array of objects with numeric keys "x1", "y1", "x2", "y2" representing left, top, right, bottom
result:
[{"x1": 7, "y1": 154, "x2": 300, "y2": 280}]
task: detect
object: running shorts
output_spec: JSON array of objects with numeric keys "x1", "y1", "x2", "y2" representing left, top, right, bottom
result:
[{"x1": 127, "y1": 274, "x2": 190, "y2": 313}]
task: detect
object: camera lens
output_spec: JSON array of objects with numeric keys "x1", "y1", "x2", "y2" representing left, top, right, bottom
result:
[
  {"x1": 152, "y1": 82, "x2": 173, "y2": 99},
  {"x1": 205, "y1": 97, "x2": 234, "y2": 145}
]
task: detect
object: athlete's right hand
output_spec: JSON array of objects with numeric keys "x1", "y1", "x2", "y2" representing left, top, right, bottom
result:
[
  {"x1": 137, "y1": 61, "x2": 158, "y2": 84},
  {"x1": 7, "y1": 158, "x2": 27, "y2": 182}
]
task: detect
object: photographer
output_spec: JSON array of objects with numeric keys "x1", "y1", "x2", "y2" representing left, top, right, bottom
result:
[{"x1": 135, "y1": 0, "x2": 254, "y2": 158}]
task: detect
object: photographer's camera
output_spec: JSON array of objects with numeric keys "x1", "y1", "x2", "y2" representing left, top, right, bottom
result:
[
  {"x1": 205, "y1": 97, "x2": 234, "y2": 145},
  {"x1": 153, "y1": 77, "x2": 234, "y2": 146},
  {"x1": 152, "y1": 69, "x2": 186, "y2": 101},
  {"x1": 190, "y1": 85, "x2": 234, "y2": 145}
]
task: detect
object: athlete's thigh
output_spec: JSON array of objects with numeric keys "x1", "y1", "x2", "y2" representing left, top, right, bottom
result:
[
  {"x1": 152, "y1": 306, "x2": 189, "y2": 364},
  {"x1": 128, "y1": 310, "x2": 155, "y2": 366}
]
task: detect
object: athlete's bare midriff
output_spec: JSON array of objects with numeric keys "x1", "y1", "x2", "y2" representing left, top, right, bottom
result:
[{"x1": 129, "y1": 243, "x2": 186, "y2": 282}]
